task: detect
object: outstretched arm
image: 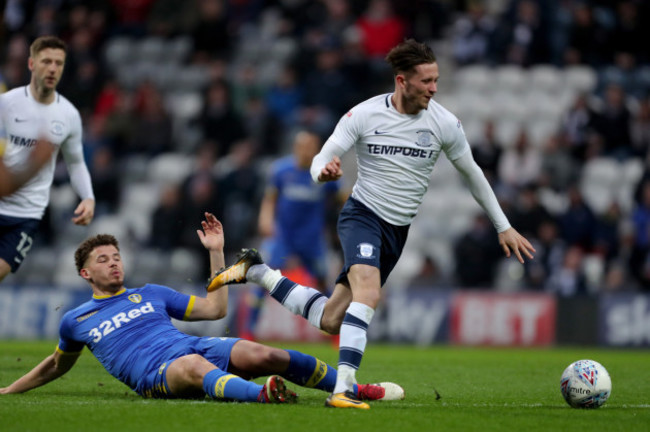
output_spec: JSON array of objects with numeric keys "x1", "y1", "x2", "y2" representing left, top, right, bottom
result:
[
  {"x1": 0, "y1": 139, "x2": 54, "y2": 197},
  {"x1": 187, "y1": 212, "x2": 228, "y2": 320},
  {"x1": 0, "y1": 348, "x2": 79, "y2": 394},
  {"x1": 451, "y1": 151, "x2": 535, "y2": 263}
]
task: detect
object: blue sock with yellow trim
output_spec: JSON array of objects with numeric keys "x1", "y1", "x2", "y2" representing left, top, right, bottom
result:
[
  {"x1": 203, "y1": 369, "x2": 262, "y2": 402},
  {"x1": 282, "y1": 349, "x2": 338, "y2": 392}
]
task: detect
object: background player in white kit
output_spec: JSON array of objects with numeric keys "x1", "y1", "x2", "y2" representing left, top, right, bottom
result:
[
  {"x1": 209, "y1": 39, "x2": 535, "y2": 409},
  {"x1": 0, "y1": 36, "x2": 95, "y2": 282}
]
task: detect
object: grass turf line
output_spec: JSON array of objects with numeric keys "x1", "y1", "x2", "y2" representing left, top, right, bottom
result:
[{"x1": 0, "y1": 341, "x2": 648, "y2": 432}]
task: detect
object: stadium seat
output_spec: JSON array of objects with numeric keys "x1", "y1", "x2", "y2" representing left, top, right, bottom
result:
[
  {"x1": 168, "y1": 36, "x2": 193, "y2": 64},
  {"x1": 579, "y1": 157, "x2": 620, "y2": 214},
  {"x1": 455, "y1": 92, "x2": 493, "y2": 122},
  {"x1": 147, "y1": 152, "x2": 194, "y2": 185},
  {"x1": 494, "y1": 119, "x2": 523, "y2": 148},
  {"x1": 455, "y1": 64, "x2": 493, "y2": 93},
  {"x1": 494, "y1": 65, "x2": 528, "y2": 94},
  {"x1": 172, "y1": 65, "x2": 210, "y2": 92},
  {"x1": 526, "y1": 118, "x2": 559, "y2": 148},
  {"x1": 492, "y1": 91, "x2": 529, "y2": 123},
  {"x1": 119, "y1": 183, "x2": 161, "y2": 244},
  {"x1": 136, "y1": 37, "x2": 166, "y2": 64},
  {"x1": 523, "y1": 90, "x2": 564, "y2": 123},
  {"x1": 529, "y1": 65, "x2": 562, "y2": 94},
  {"x1": 563, "y1": 66, "x2": 598, "y2": 94},
  {"x1": 104, "y1": 37, "x2": 134, "y2": 71}
]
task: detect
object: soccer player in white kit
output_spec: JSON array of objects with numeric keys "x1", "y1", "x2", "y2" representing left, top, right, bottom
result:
[
  {"x1": 209, "y1": 39, "x2": 535, "y2": 408},
  {"x1": 0, "y1": 36, "x2": 95, "y2": 282}
]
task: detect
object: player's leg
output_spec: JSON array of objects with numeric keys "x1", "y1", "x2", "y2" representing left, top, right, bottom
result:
[
  {"x1": 325, "y1": 264, "x2": 380, "y2": 409},
  {"x1": 0, "y1": 259, "x2": 11, "y2": 282},
  {"x1": 0, "y1": 216, "x2": 40, "y2": 282},
  {"x1": 227, "y1": 339, "x2": 404, "y2": 401},
  {"x1": 211, "y1": 248, "x2": 347, "y2": 332},
  {"x1": 164, "y1": 354, "x2": 295, "y2": 403}
]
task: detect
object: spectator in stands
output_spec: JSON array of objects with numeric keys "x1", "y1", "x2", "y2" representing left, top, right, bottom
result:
[
  {"x1": 525, "y1": 219, "x2": 566, "y2": 290},
  {"x1": 150, "y1": 184, "x2": 183, "y2": 250},
  {"x1": 301, "y1": 43, "x2": 359, "y2": 133},
  {"x1": 190, "y1": 0, "x2": 232, "y2": 62},
  {"x1": 498, "y1": 129, "x2": 541, "y2": 189},
  {"x1": 89, "y1": 146, "x2": 120, "y2": 217},
  {"x1": 197, "y1": 79, "x2": 246, "y2": 157},
  {"x1": 631, "y1": 96, "x2": 650, "y2": 159},
  {"x1": 593, "y1": 83, "x2": 633, "y2": 160},
  {"x1": 561, "y1": 93, "x2": 597, "y2": 163},
  {"x1": 545, "y1": 245, "x2": 588, "y2": 296},
  {"x1": 129, "y1": 81, "x2": 173, "y2": 156},
  {"x1": 564, "y1": 2, "x2": 610, "y2": 67},
  {"x1": 452, "y1": 0, "x2": 495, "y2": 66},
  {"x1": 538, "y1": 133, "x2": 578, "y2": 192},
  {"x1": 356, "y1": 0, "x2": 407, "y2": 61},
  {"x1": 490, "y1": 0, "x2": 550, "y2": 66},
  {"x1": 453, "y1": 214, "x2": 502, "y2": 288},
  {"x1": 509, "y1": 183, "x2": 555, "y2": 241},
  {"x1": 558, "y1": 184, "x2": 597, "y2": 251},
  {"x1": 594, "y1": 202, "x2": 624, "y2": 265},
  {"x1": 471, "y1": 120, "x2": 502, "y2": 185},
  {"x1": 265, "y1": 65, "x2": 303, "y2": 128},
  {"x1": 216, "y1": 139, "x2": 263, "y2": 256},
  {"x1": 629, "y1": 178, "x2": 650, "y2": 289}
]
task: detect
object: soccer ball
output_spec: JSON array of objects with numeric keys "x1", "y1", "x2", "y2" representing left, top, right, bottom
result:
[{"x1": 560, "y1": 359, "x2": 611, "y2": 409}]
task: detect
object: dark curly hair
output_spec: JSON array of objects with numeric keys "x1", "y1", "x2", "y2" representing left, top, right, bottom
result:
[
  {"x1": 385, "y1": 39, "x2": 437, "y2": 77},
  {"x1": 74, "y1": 234, "x2": 119, "y2": 274}
]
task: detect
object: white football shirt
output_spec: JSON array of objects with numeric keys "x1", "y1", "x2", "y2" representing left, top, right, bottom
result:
[
  {"x1": 0, "y1": 85, "x2": 93, "y2": 219},
  {"x1": 312, "y1": 94, "x2": 470, "y2": 226}
]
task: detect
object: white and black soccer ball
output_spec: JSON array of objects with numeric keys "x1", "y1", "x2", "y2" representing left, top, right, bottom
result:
[{"x1": 560, "y1": 359, "x2": 612, "y2": 409}]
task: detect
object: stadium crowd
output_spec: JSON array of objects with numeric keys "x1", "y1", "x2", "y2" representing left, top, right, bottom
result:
[{"x1": 2, "y1": 0, "x2": 650, "y2": 295}]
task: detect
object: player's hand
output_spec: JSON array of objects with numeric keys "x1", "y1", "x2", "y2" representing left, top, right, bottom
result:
[
  {"x1": 318, "y1": 156, "x2": 343, "y2": 182},
  {"x1": 498, "y1": 227, "x2": 535, "y2": 263},
  {"x1": 72, "y1": 198, "x2": 95, "y2": 225},
  {"x1": 197, "y1": 212, "x2": 224, "y2": 252}
]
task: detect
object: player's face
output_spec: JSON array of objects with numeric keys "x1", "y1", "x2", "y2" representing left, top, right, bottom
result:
[
  {"x1": 29, "y1": 48, "x2": 66, "y2": 92},
  {"x1": 82, "y1": 245, "x2": 124, "y2": 290},
  {"x1": 293, "y1": 132, "x2": 320, "y2": 168},
  {"x1": 401, "y1": 62, "x2": 439, "y2": 113}
]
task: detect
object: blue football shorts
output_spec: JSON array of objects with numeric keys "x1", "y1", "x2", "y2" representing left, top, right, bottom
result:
[
  {"x1": 136, "y1": 336, "x2": 240, "y2": 398},
  {"x1": 335, "y1": 197, "x2": 410, "y2": 287},
  {"x1": 0, "y1": 214, "x2": 41, "y2": 272},
  {"x1": 262, "y1": 236, "x2": 328, "y2": 281}
]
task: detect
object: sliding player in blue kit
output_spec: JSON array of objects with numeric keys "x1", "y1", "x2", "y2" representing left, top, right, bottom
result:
[{"x1": 0, "y1": 212, "x2": 402, "y2": 404}]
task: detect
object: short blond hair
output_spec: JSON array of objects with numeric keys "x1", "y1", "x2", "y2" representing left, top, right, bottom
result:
[{"x1": 30, "y1": 36, "x2": 67, "y2": 58}]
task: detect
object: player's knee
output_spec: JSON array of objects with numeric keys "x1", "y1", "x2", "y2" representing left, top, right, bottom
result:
[{"x1": 177, "y1": 354, "x2": 211, "y2": 382}]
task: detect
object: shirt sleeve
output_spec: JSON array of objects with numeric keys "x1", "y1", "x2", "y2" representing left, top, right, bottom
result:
[
  {"x1": 310, "y1": 111, "x2": 360, "y2": 183},
  {"x1": 57, "y1": 312, "x2": 85, "y2": 354},
  {"x1": 60, "y1": 109, "x2": 95, "y2": 200},
  {"x1": 150, "y1": 284, "x2": 195, "y2": 320},
  {"x1": 451, "y1": 151, "x2": 511, "y2": 233},
  {"x1": 440, "y1": 115, "x2": 471, "y2": 162}
]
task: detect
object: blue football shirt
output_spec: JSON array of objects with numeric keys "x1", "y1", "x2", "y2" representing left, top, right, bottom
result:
[
  {"x1": 271, "y1": 156, "x2": 339, "y2": 251},
  {"x1": 58, "y1": 284, "x2": 196, "y2": 391}
]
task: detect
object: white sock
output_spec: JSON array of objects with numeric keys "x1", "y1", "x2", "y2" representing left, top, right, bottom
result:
[
  {"x1": 247, "y1": 264, "x2": 282, "y2": 290},
  {"x1": 248, "y1": 264, "x2": 328, "y2": 330},
  {"x1": 333, "y1": 302, "x2": 375, "y2": 394}
]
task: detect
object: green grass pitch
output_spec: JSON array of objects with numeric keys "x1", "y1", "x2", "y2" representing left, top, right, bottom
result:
[{"x1": 1, "y1": 341, "x2": 648, "y2": 432}]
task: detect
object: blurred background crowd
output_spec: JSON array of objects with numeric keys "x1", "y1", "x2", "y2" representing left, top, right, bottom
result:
[{"x1": 2, "y1": 0, "x2": 650, "y2": 296}]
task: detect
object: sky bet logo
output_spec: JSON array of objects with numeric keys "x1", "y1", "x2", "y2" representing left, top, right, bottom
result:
[{"x1": 88, "y1": 302, "x2": 154, "y2": 343}]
